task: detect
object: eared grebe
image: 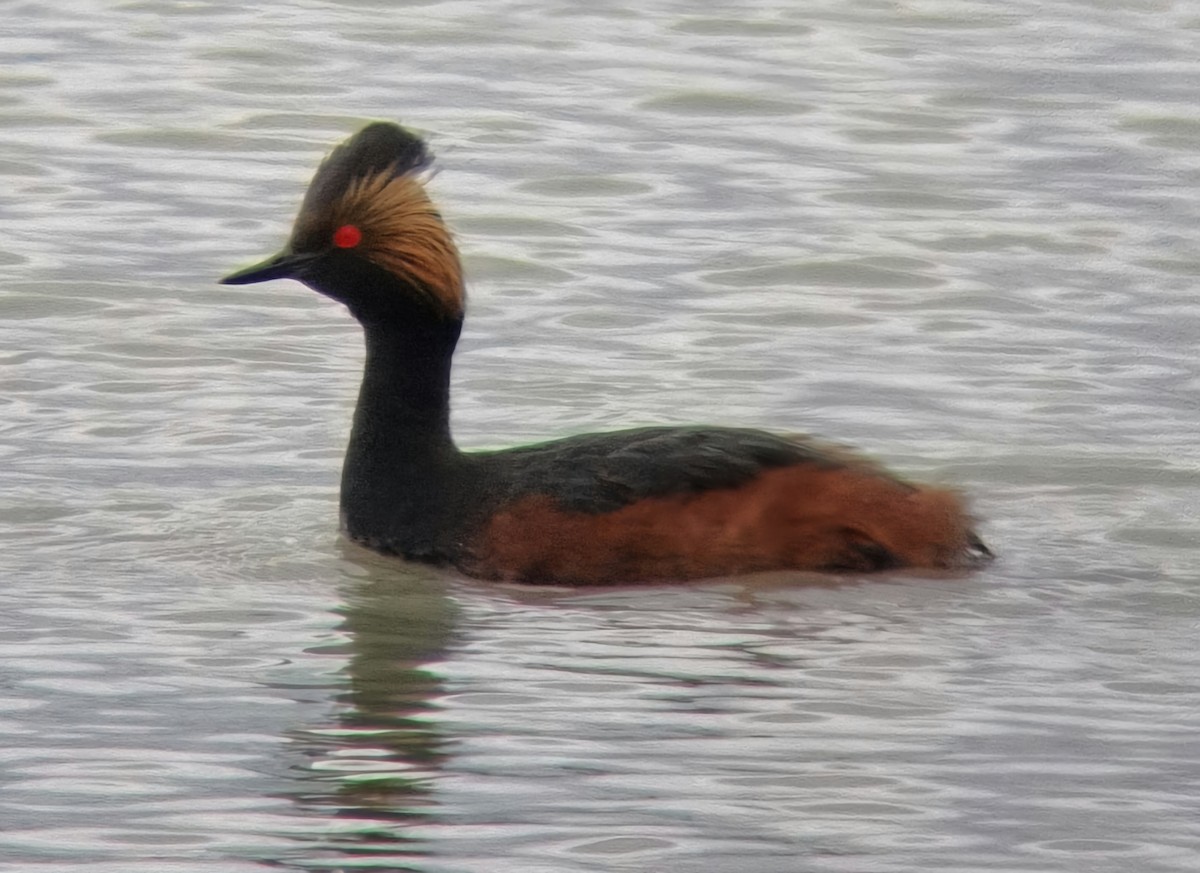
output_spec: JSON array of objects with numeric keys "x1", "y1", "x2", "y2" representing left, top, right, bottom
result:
[{"x1": 221, "y1": 122, "x2": 990, "y2": 584}]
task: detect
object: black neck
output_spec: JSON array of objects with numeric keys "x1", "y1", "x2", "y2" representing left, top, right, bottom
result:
[
  {"x1": 355, "y1": 318, "x2": 459, "y2": 447},
  {"x1": 340, "y1": 313, "x2": 463, "y2": 527}
]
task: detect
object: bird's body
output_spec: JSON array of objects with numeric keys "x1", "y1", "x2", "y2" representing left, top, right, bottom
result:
[{"x1": 222, "y1": 122, "x2": 989, "y2": 584}]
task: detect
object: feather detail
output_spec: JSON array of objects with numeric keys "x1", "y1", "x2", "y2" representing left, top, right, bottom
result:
[
  {"x1": 327, "y1": 170, "x2": 463, "y2": 317},
  {"x1": 288, "y1": 123, "x2": 464, "y2": 317}
]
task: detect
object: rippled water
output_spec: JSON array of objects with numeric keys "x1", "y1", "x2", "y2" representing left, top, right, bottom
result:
[{"x1": 3, "y1": 0, "x2": 1199, "y2": 870}]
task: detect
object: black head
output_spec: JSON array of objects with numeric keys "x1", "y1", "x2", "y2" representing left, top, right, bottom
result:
[{"x1": 220, "y1": 122, "x2": 464, "y2": 322}]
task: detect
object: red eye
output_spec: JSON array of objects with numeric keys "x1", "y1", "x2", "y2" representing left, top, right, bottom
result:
[{"x1": 333, "y1": 224, "x2": 362, "y2": 248}]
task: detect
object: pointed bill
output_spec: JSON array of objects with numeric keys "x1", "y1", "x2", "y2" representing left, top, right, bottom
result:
[{"x1": 219, "y1": 250, "x2": 318, "y2": 285}]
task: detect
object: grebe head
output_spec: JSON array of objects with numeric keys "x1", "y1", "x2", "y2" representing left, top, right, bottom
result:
[{"x1": 220, "y1": 122, "x2": 463, "y2": 323}]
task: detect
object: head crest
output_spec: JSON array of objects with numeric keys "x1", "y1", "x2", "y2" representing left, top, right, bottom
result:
[{"x1": 290, "y1": 122, "x2": 463, "y2": 317}]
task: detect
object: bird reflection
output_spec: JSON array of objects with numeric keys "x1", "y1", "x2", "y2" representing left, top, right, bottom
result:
[{"x1": 282, "y1": 544, "x2": 459, "y2": 868}]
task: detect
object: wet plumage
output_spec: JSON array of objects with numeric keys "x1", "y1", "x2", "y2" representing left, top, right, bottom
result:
[{"x1": 221, "y1": 121, "x2": 990, "y2": 584}]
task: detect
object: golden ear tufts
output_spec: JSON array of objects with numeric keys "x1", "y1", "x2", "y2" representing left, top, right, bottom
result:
[{"x1": 327, "y1": 169, "x2": 465, "y2": 318}]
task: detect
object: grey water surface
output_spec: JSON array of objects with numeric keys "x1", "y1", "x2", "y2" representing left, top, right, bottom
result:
[{"x1": 2, "y1": 1, "x2": 1199, "y2": 871}]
